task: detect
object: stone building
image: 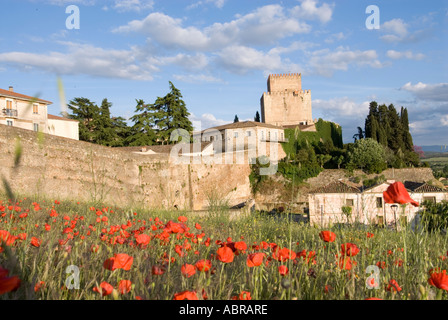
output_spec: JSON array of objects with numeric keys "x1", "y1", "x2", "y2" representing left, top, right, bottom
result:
[
  {"x1": 308, "y1": 179, "x2": 447, "y2": 228},
  {"x1": 260, "y1": 73, "x2": 314, "y2": 128},
  {"x1": 0, "y1": 86, "x2": 79, "y2": 140}
]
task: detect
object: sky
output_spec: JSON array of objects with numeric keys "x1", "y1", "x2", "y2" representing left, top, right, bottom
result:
[{"x1": 0, "y1": 0, "x2": 447, "y2": 146}]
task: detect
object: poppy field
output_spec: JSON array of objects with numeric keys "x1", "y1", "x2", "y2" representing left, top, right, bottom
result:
[{"x1": 1, "y1": 195, "x2": 448, "y2": 300}]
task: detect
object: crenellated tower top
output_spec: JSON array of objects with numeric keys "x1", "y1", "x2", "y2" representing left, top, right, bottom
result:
[{"x1": 267, "y1": 73, "x2": 302, "y2": 93}]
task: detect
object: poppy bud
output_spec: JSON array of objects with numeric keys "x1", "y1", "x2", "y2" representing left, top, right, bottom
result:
[{"x1": 281, "y1": 277, "x2": 291, "y2": 289}]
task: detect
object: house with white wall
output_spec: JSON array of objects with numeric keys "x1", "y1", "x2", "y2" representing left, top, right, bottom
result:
[
  {"x1": 0, "y1": 86, "x2": 79, "y2": 140},
  {"x1": 308, "y1": 179, "x2": 447, "y2": 228}
]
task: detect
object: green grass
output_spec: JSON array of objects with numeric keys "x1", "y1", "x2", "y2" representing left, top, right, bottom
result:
[{"x1": 1, "y1": 194, "x2": 447, "y2": 300}]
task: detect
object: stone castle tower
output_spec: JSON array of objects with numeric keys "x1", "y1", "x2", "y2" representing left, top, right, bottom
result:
[{"x1": 260, "y1": 73, "x2": 313, "y2": 127}]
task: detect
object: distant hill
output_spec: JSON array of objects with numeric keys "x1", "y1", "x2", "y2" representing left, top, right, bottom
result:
[{"x1": 421, "y1": 145, "x2": 448, "y2": 153}]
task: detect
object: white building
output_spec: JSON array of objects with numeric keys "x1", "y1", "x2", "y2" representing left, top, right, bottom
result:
[
  {"x1": 308, "y1": 179, "x2": 447, "y2": 228},
  {"x1": 0, "y1": 86, "x2": 79, "y2": 140}
]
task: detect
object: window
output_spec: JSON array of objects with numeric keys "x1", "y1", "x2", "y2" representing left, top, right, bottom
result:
[
  {"x1": 376, "y1": 197, "x2": 383, "y2": 208},
  {"x1": 6, "y1": 100, "x2": 12, "y2": 109},
  {"x1": 261, "y1": 131, "x2": 264, "y2": 140},
  {"x1": 33, "y1": 123, "x2": 39, "y2": 132},
  {"x1": 346, "y1": 199, "x2": 354, "y2": 207},
  {"x1": 234, "y1": 132, "x2": 238, "y2": 138},
  {"x1": 7, "y1": 120, "x2": 13, "y2": 126},
  {"x1": 246, "y1": 130, "x2": 251, "y2": 137},
  {"x1": 33, "y1": 104, "x2": 38, "y2": 114},
  {"x1": 281, "y1": 132, "x2": 284, "y2": 141},
  {"x1": 268, "y1": 131, "x2": 271, "y2": 140}
]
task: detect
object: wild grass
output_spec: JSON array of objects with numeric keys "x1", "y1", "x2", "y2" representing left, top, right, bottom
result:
[{"x1": 0, "y1": 193, "x2": 447, "y2": 300}]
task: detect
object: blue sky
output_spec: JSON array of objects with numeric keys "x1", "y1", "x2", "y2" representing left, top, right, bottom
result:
[{"x1": 0, "y1": 0, "x2": 447, "y2": 146}]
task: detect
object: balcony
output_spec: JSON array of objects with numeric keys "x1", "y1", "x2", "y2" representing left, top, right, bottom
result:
[{"x1": 2, "y1": 108, "x2": 18, "y2": 118}]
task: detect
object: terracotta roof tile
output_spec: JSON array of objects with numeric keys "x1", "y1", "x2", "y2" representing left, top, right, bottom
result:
[
  {"x1": 0, "y1": 88, "x2": 52, "y2": 105},
  {"x1": 404, "y1": 181, "x2": 446, "y2": 193}
]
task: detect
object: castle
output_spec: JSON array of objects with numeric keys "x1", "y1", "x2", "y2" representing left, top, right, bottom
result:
[{"x1": 260, "y1": 73, "x2": 314, "y2": 128}]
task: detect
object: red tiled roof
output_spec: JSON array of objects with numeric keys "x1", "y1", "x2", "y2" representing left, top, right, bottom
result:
[
  {"x1": 0, "y1": 88, "x2": 52, "y2": 105},
  {"x1": 47, "y1": 114, "x2": 78, "y2": 122}
]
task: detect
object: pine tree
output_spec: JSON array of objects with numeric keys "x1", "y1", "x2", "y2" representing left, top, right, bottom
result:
[
  {"x1": 126, "y1": 99, "x2": 158, "y2": 147},
  {"x1": 150, "y1": 81, "x2": 193, "y2": 144},
  {"x1": 68, "y1": 97, "x2": 101, "y2": 143},
  {"x1": 234, "y1": 115, "x2": 239, "y2": 123},
  {"x1": 254, "y1": 111, "x2": 260, "y2": 122},
  {"x1": 96, "y1": 98, "x2": 119, "y2": 146}
]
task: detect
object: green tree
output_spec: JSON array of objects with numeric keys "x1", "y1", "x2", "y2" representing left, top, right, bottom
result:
[
  {"x1": 254, "y1": 111, "x2": 261, "y2": 122},
  {"x1": 348, "y1": 138, "x2": 387, "y2": 174},
  {"x1": 68, "y1": 97, "x2": 101, "y2": 143},
  {"x1": 234, "y1": 115, "x2": 239, "y2": 123},
  {"x1": 401, "y1": 107, "x2": 414, "y2": 152},
  {"x1": 126, "y1": 99, "x2": 158, "y2": 147},
  {"x1": 96, "y1": 98, "x2": 119, "y2": 146}
]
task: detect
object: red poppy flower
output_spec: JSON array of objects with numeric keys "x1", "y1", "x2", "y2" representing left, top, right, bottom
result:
[
  {"x1": 178, "y1": 216, "x2": 188, "y2": 222},
  {"x1": 428, "y1": 269, "x2": 448, "y2": 291},
  {"x1": 103, "y1": 253, "x2": 133, "y2": 271},
  {"x1": 272, "y1": 247, "x2": 297, "y2": 261},
  {"x1": 135, "y1": 234, "x2": 151, "y2": 248},
  {"x1": 319, "y1": 231, "x2": 336, "y2": 242},
  {"x1": 34, "y1": 281, "x2": 45, "y2": 292},
  {"x1": 0, "y1": 267, "x2": 21, "y2": 295},
  {"x1": 195, "y1": 259, "x2": 212, "y2": 272},
  {"x1": 118, "y1": 280, "x2": 132, "y2": 294},
  {"x1": 338, "y1": 256, "x2": 355, "y2": 270},
  {"x1": 195, "y1": 223, "x2": 202, "y2": 230},
  {"x1": 30, "y1": 237, "x2": 41, "y2": 247},
  {"x1": 341, "y1": 243, "x2": 360, "y2": 257},
  {"x1": 233, "y1": 291, "x2": 251, "y2": 300},
  {"x1": 247, "y1": 253, "x2": 265, "y2": 267},
  {"x1": 181, "y1": 264, "x2": 196, "y2": 278},
  {"x1": 386, "y1": 279, "x2": 402, "y2": 292},
  {"x1": 152, "y1": 265, "x2": 166, "y2": 275},
  {"x1": 217, "y1": 246, "x2": 234, "y2": 263},
  {"x1": 234, "y1": 241, "x2": 247, "y2": 252},
  {"x1": 278, "y1": 265, "x2": 289, "y2": 276},
  {"x1": 93, "y1": 281, "x2": 113, "y2": 296},
  {"x1": 173, "y1": 290, "x2": 199, "y2": 300}
]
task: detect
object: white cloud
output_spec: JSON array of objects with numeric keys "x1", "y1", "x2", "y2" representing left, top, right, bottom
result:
[
  {"x1": 189, "y1": 113, "x2": 228, "y2": 131},
  {"x1": 291, "y1": 0, "x2": 334, "y2": 23},
  {"x1": 386, "y1": 50, "x2": 425, "y2": 60},
  {"x1": 441, "y1": 115, "x2": 448, "y2": 126},
  {"x1": 400, "y1": 82, "x2": 448, "y2": 102},
  {"x1": 187, "y1": 0, "x2": 227, "y2": 10},
  {"x1": 114, "y1": 5, "x2": 311, "y2": 51},
  {"x1": 112, "y1": 0, "x2": 154, "y2": 12},
  {"x1": 308, "y1": 48, "x2": 383, "y2": 77},
  {"x1": 216, "y1": 45, "x2": 302, "y2": 74},
  {"x1": 324, "y1": 32, "x2": 346, "y2": 44},
  {"x1": 313, "y1": 97, "x2": 370, "y2": 117},
  {"x1": 380, "y1": 18, "x2": 427, "y2": 43},
  {"x1": 0, "y1": 42, "x2": 157, "y2": 80},
  {"x1": 173, "y1": 74, "x2": 223, "y2": 83}
]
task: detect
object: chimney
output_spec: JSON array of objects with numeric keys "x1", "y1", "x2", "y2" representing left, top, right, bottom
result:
[{"x1": 8, "y1": 86, "x2": 13, "y2": 92}]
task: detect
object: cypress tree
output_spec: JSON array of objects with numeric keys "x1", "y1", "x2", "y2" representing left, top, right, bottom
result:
[
  {"x1": 387, "y1": 104, "x2": 404, "y2": 152},
  {"x1": 234, "y1": 115, "x2": 239, "y2": 123},
  {"x1": 401, "y1": 107, "x2": 414, "y2": 152},
  {"x1": 254, "y1": 111, "x2": 261, "y2": 122}
]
